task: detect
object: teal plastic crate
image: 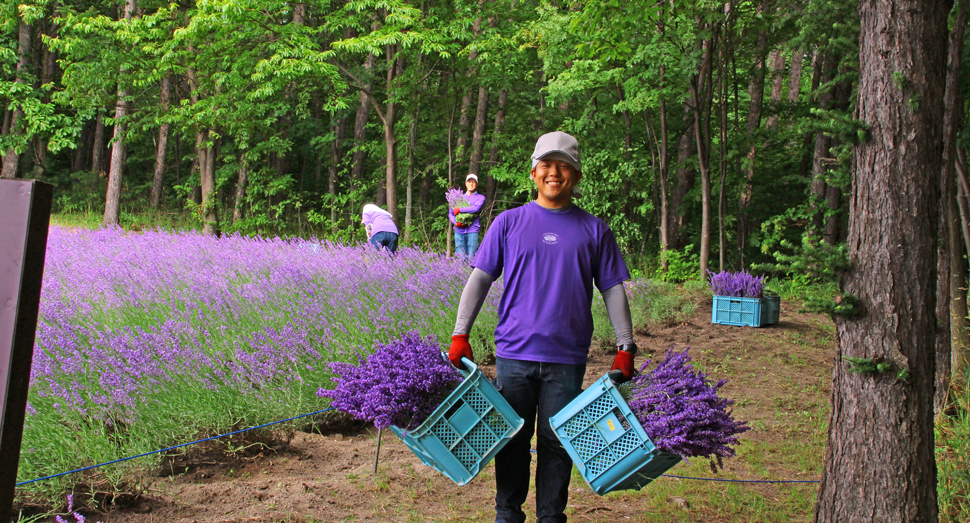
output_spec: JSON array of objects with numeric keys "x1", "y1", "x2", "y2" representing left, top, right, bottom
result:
[
  {"x1": 711, "y1": 295, "x2": 780, "y2": 327},
  {"x1": 549, "y1": 374, "x2": 681, "y2": 495},
  {"x1": 390, "y1": 357, "x2": 523, "y2": 486}
]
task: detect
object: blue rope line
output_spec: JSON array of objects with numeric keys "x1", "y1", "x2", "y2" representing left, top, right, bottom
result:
[
  {"x1": 525, "y1": 449, "x2": 818, "y2": 484},
  {"x1": 660, "y1": 473, "x2": 820, "y2": 484},
  {"x1": 16, "y1": 407, "x2": 336, "y2": 487},
  {"x1": 20, "y1": 406, "x2": 819, "y2": 488}
]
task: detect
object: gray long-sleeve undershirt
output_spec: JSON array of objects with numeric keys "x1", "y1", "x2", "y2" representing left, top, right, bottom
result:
[{"x1": 452, "y1": 268, "x2": 634, "y2": 346}]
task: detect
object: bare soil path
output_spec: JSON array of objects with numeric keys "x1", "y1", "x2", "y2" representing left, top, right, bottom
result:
[{"x1": 81, "y1": 299, "x2": 838, "y2": 523}]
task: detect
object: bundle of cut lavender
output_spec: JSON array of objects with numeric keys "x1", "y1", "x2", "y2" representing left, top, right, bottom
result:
[
  {"x1": 318, "y1": 331, "x2": 461, "y2": 430},
  {"x1": 620, "y1": 347, "x2": 749, "y2": 472}
]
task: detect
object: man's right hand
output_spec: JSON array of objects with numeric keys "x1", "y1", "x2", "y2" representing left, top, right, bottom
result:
[{"x1": 449, "y1": 334, "x2": 473, "y2": 369}]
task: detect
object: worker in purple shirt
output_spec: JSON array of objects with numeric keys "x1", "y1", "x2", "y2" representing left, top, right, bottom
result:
[
  {"x1": 449, "y1": 173, "x2": 486, "y2": 261},
  {"x1": 448, "y1": 131, "x2": 638, "y2": 523},
  {"x1": 361, "y1": 204, "x2": 399, "y2": 253}
]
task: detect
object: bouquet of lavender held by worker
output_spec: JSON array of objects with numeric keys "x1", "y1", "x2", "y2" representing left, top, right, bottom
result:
[
  {"x1": 445, "y1": 188, "x2": 477, "y2": 227},
  {"x1": 318, "y1": 331, "x2": 462, "y2": 430},
  {"x1": 620, "y1": 347, "x2": 749, "y2": 472}
]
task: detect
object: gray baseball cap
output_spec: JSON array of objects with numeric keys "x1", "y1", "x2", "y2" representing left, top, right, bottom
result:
[{"x1": 531, "y1": 131, "x2": 581, "y2": 171}]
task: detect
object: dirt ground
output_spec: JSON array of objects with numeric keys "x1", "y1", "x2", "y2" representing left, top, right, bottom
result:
[{"x1": 43, "y1": 298, "x2": 838, "y2": 523}]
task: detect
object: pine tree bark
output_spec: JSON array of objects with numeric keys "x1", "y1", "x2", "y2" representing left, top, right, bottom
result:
[
  {"x1": 814, "y1": 1, "x2": 950, "y2": 521},
  {"x1": 1, "y1": 21, "x2": 32, "y2": 179},
  {"x1": 150, "y1": 75, "x2": 172, "y2": 209}
]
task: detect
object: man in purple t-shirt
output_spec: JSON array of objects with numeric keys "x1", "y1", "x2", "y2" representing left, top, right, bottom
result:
[
  {"x1": 449, "y1": 173, "x2": 486, "y2": 261},
  {"x1": 448, "y1": 132, "x2": 638, "y2": 523}
]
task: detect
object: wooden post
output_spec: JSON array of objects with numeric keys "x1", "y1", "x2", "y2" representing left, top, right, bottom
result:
[{"x1": 0, "y1": 179, "x2": 53, "y2": 521}]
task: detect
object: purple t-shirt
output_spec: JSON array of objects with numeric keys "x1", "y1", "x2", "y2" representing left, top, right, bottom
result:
[
  {"x1": 473, "y1": 202, "x2": 630, "y2": 364},
  {"x1": 448, "y1": 192, "x2": 486, "y2": 234},
  {"x1": 362, "y1": 210, "x2": 398, "y2": 237}
]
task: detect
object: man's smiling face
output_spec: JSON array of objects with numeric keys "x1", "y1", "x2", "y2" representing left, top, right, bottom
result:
[{"x1": 531, "y1": 158, "x2": 581, "y2": 209}]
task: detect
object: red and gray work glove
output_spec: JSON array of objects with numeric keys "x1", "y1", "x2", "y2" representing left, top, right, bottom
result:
[
  {"x1": 453, "y1": 207, "x2": 461, "y2": 216},
  {"x1": 449, "y1": 334, "x2": 473, "y2": 369},
  {"x1": 609, "y1": 343, "x2": 638, "y2": 384}
]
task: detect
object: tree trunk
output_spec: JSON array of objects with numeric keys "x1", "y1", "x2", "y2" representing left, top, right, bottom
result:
[
  {"x1": 197, "y1": 131, "x2": 219, "y2": 235},
  {"x1": 375, "y1": 44, "x2": 402, "y2": 223},
  {"x1": 329, "y1": 114, "x2": 348, "y2": 230},
  {"x1": 233, "y1": 153, "x2": 248, "y2": 224},
  {"x1": 485, "y1": 88, "x2": 508, "y2": 220},
  {"x1": 455, "y1": 16, "x2": 482, "y2": 172},
  {"x1": 1, "y1": 21, "x2": 32, "y2": 179},
  {"x1": 811, "y1": 53, "x2": 838, "y2": 235},
  {"x1": 814, "y1": 1, "x2": 949, "y2": 521},
  {"x1": 468, "y1": 85, "x2": 489, "y2": 176},
  {"x1": 405, "y1": 103, "x2": 418, "y2": 242},
  {"x1": 957, "y1": 148, "x2": 970, "y2": 382},
  {"x1": 718, "y1": 43, "x2": 730, "y2": 271},
  {"x1": 91, "y1": 110, "x2": 106, "y2": 176},
  {"x1": 351, "y1": 51, "x2": 378, "y2": 212},
  {"x1": 940, "y1": 0, "x2": 970, "y2": 405},
  {"x1": 656, "y1": 99, "x2": 671, "y2": 271},
  {"x1": 766, "y1": 48, "x2": 785, "y2": 131},
  {"x1": 72, "y1": 119, "x2": 91, "y2": 173},
  {"x1": 150, "y1": 75, "x2": 172, "y2": 209},
  {"x1": 102, "y1": 0, "x2": 136, "y2": 226},
  {"x1": 669, "y1": 117, "x2": 695, "y2": 251},
  {"x1": 692, "y1": 32, "x2": 715, "y2": 279},
  {"x1": 787, "y1": 47, "x2": 804, "y2": 105},
  {"x1": 738, "y1": 15, "x2": 769, "y2": 262}
]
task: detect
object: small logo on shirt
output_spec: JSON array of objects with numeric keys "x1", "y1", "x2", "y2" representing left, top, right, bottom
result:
[{"x1": 542, "y1": 233, "x2": 559, "y2": 244}]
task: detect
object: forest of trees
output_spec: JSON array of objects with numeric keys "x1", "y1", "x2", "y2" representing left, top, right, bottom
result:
[{"x1": 0, "y1": 0, "x2": 870, "y2": 269}]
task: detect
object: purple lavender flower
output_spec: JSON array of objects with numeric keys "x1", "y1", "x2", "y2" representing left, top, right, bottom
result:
[
  {"x1": 625, "y1": 347, "x2": 750, "y2": 472},
  {"x1": 445, "y1": 188, "x2": 469, "y2": 208},
  {"x1": 318, "y1": 332, "x2": 462, "y2": 430},
  {"x1": 707, "y1": 270, "x2": 766, "y2": 298}
]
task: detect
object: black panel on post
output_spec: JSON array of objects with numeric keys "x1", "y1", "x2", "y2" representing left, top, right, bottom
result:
[{"x1": 0, "y1": 180, "x2": 53, "y2": 522}]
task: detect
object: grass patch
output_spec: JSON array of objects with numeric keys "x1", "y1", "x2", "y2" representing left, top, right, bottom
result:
[{"x1": 938, "y1": 372, "x2": 970, "y2": 523}]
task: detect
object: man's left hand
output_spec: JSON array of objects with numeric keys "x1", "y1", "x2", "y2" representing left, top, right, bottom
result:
[
  {"x1": 453, "y1": 207, "x2": 460, "y2": 216},
  {"x1": 610, "y1": 344, "x2": 638, "y2": 383}
]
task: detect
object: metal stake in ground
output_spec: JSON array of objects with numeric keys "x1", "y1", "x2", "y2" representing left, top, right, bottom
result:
[
  {"x1": 0, "y1": 180, "x2": 53, "y2": 522},
  {"x1": 374, "y1": 428, "x2": 383, "y2": 475}
]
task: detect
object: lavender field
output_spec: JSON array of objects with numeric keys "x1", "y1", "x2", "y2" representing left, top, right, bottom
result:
[{"x1": 19, "y1": 227, "x2": 502, "y2": 493}]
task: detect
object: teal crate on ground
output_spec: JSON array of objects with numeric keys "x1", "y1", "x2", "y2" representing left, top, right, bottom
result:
[
  {"x1": 711, "y1": 295, "x2": 781, "y2": 327},
  {"x1": 390, "y1": 357, "x2": 523, "y2": 486},
  {"x1": 549, "y1": 374, "x2": 681, "y2": 496}
]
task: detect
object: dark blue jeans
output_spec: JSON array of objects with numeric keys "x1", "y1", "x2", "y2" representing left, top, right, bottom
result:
[
  {"x1": 494, "y1": 357, "x2": 586, "y2": 523},
  {"x1": 368, "y1": 231, "x2": 398, "y2": 253}
]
